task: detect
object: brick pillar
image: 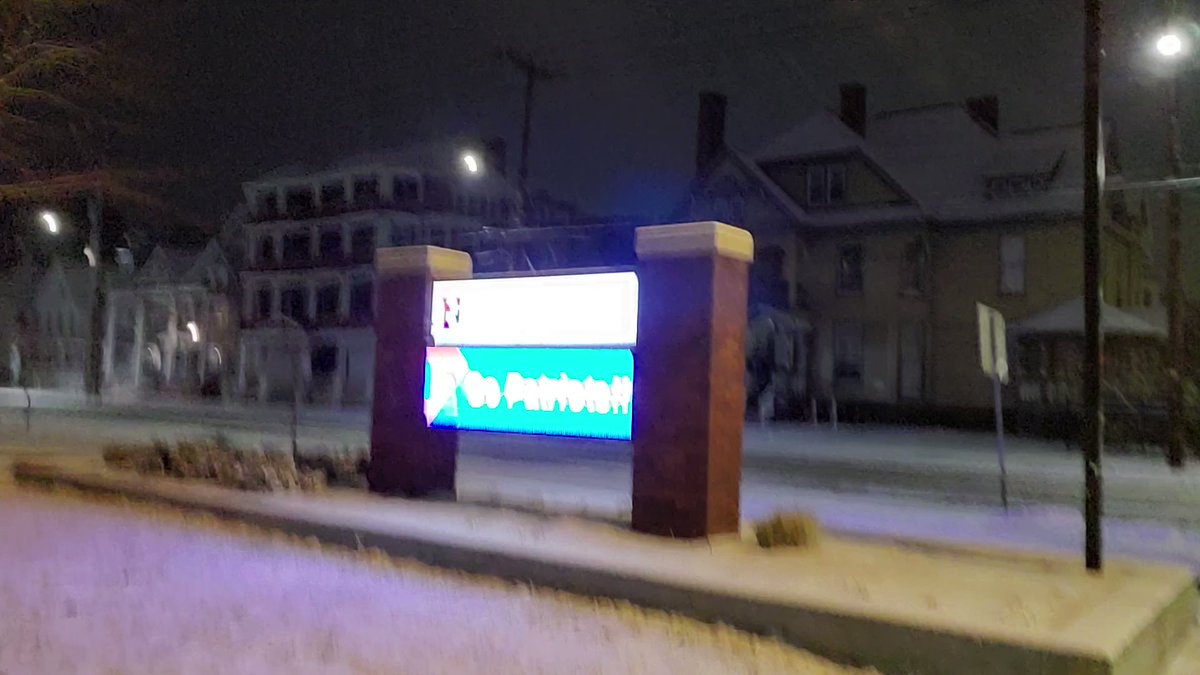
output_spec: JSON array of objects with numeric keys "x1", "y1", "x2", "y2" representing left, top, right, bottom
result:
[
  {"x1": 632, "y1": 221, "x2": 753, "y2": 538},
  {"x1": 368, "y1": 245, "x2": 472, "y2": 497}
]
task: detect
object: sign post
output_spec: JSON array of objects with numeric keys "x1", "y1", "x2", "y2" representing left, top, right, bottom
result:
[
  {"x1": 978, "y1": 302, "x2": 1010, "y2": 511},
  {"x1": 369, "y1": 246, "x2": 473, "y2": 498},
  {"x1": 632, "y1": 221, "x2": 753, "y2": 538}
]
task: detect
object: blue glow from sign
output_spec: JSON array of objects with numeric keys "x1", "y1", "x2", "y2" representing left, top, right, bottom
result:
[{"x1": 424, "y1": 347, "x2": 633, "y2": 440}]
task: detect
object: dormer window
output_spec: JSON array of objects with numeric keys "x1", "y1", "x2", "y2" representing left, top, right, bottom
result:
[
  {"x1": 806, "y1": 164, "x2": 847, "y2": 206},
  {"x1": 986, "y1": 173, "x2": 1052, "y2": 199}
]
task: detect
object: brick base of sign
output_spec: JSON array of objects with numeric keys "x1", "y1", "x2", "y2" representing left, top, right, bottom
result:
[
  {"x1": 368, "y1": 272, "x2": 458, "y2": 497},
  {"x1": 631, "y1": 255, "x2": 749, "y2": 538}
]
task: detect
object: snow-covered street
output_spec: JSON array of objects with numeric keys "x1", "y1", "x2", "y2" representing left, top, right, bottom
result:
[
  {"x1": 0, "y1": 487, "x2": 870, "y2": 675},
  {"x1": 4, "y1": 394, "x2": 1200, "y2": 572}
]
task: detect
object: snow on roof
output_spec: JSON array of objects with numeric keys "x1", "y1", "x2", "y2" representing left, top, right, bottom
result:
[
  {"x1": 741, "y1": 102, "x2": 1089, "y2": 228},
  {"x1": 1012, "y1": 297, "x2": 1165, "y2": 338},
  {"x1": 753, "y1": 110, "x2": 865, "y2": 162}
]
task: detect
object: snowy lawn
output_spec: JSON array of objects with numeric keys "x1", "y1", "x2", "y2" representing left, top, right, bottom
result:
[{"x1": 0, "y1": 488, "x2": 872, "y2": 675}]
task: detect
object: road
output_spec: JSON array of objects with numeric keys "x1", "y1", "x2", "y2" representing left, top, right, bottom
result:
[
  {"x1": 3, "y1": 391, "x2": 1200, "y2": 570},
  {"x1": 3, "y1": 390, "x2": 1197, "y2": 525}
]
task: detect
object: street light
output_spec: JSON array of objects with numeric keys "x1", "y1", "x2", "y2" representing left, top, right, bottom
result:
[
  {"x1": 186, "y1": 321, "x2": 201, "y2": 343},
  {"x1": 461, "y1": 152, "x2": 481, "y2": 175},
  {"x1": 39, "y1": 211, "x2": 60, "y2": 235},
  {"x1": 1157, "y1": 31, "x2": 1185, "y2": 58},
  {"x1": 1152, "y1": 22, "x2": 1191, "y2": 470}
]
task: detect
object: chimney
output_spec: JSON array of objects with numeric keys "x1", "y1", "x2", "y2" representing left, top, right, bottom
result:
[
  {"x1": 965, "y1": 95, "x2": 999, "y2": 133},
  {"x1": 695, "y1": 91, "x2": 727, "y2": 178},
  {"x1": 839, "y1": 82, "x2": 867, "y2": 136},
  {"x1": 484, "y1": 137, "x2": 507, "y2": 176}
]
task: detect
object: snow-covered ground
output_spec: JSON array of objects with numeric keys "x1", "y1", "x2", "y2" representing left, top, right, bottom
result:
[{"x1": 0, "y1": 487, "x2": 871, "y2": 675}]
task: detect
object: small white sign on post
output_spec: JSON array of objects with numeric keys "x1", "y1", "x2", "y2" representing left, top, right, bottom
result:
[
  {"x1": 977, "y1": 302, "x2": 1010, "y2": 511},
  {"x1": 977, "y1": 303, "x2": 1009, "y2": 384}
]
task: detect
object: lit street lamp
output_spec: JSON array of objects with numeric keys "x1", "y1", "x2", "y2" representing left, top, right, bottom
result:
[
  {"x1": 461, "y1": 151, "x2": 481, "y2": 175},
  {"x1": 186, "y1": 321, "x2": 201, "y2": 343},
  {"x1": 1157, "y1": 31, "x2": 1185, "y2": 58},
  {"x1": 39, "y1": 210, "x2": 60, "y2": 235}
]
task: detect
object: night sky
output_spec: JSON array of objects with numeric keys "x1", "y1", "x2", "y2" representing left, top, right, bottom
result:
[{"x1": 155, "y1": 0, "x2": 1199, "y2": 228}]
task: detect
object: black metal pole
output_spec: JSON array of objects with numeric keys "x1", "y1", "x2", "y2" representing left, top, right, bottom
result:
[
  {"x1": 1166, "y1": 69, "x2": 1186, "y2": 469},
  {"x1": 1082, "y1": 0, "x2": 1105, "y2": 572}
]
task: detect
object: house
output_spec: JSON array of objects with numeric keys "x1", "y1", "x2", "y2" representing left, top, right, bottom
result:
[
  {"x1": 102, "y1": 239, "x2": 238, "y2": 398},
  {"x1": 29, "y1": 260, "x2": 95, "y2": 389},
  {"x1": 686, "y1": 85, "x2": 1152, "y2": 419},
  {"x1": 237, "y1": 140, "x2": 522, "y2": 406}
]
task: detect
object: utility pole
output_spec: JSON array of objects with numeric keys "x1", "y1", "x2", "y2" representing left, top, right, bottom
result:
[
  {"x1": 498, "y1": 48, "x2": 562, "y2": 207},
  {"x1": 1165, "y1": 0, "x2": 1186, "y2": 470},
  {"x1": 85, "y1": 191, "x2": 105, "y2": 402},
  {"x1": 1082, "y1": 0, "x2": 1105, "y2": 572}
]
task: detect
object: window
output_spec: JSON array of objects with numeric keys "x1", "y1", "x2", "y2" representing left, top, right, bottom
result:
[
  {"x1": 390, "y1": 224, "x2": 413, "y2": 247},
  {"x1": 837, "y1": 243, "x2": 864, "y2": 294},
  {"x1": 319, "y1": 228, "x2": 343, "y2": 259},
  {"x1": 900, "y1": 237, "x2": 927, "y2": 296},
  {"x1": 351, "y1": 226, "x2": 375, "y2": 261},
  {"x1": 353, "y1": 178, "x2": 380, "y2": 205},
  {"x1": 311, "y1": 344, "x2": 338, "y2": 375},
  {"x1": 256, "y1": 285, "x2": 272, "y2": 320},
  {"x1": 316, "y1": 284, "x2": 340, "y2": 320},
  {"x1": 833, "y1": 321, "x2": 864, "y2": 381},
  {"x1": 257, "y1": 191, "x2": 279, "y2": 218},
  {"x1": 282, "y1": 230, "x2": 312, "y2": 263},
  {"x1": 321, "y1": 182, "x2": 346, "y2": 208},
  {"x1": 280, "y1": 287, "x2": 307, "y2": 322},
  {"x1": 393, "y1": 176, "x2": 420, "y2": 204},
  {"x1": 258, "y1": 235, "x2": 276, "y2": 264},
  {"x1": 806, "y1": 167, "x2": 827, "y2": 205},
  {"x1": 285, "y1": 188, "x2": 315, "y2": 218},
  {"x1": 350, "y1": 279, "x2": 373, "y2": 320},
  {"x1": 1000, "y1": 235, "x2": 1026, "y2": 294},
  {"x1": 827, "y1": 165, "x2": 847, "y2": 203},
  {"x1": 806, "y1": 164, "x2": 847, "y2": 206}
]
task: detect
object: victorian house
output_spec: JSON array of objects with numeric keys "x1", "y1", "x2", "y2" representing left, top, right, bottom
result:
[{"x1": 687, "y1": 85, "x2": 1152, "y2": 418}]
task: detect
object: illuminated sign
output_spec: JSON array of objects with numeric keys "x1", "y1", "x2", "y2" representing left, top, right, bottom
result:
[
  {"x1": 430, "y1": 271, "x2": 638, "y2": 347},
  {"x1": 424, "y1": 346, "x2": 633, "y2": 440}
]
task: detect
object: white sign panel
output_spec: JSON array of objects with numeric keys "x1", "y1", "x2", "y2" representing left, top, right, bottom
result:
[
  {"x1": 430, "y1": 271, "x2": 638, "y2": 348},
  {"x1": 977, "y1": 302, "x2": 1009, "y2": 384}
]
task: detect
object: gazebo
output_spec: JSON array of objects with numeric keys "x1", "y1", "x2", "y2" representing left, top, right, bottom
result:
[{"x1": 1011, "y1": 297, "x2": 1166, "y2": 444}]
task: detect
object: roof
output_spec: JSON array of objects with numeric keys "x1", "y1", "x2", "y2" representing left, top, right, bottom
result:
[
  {"x1": 120, "y1": 240, "x2": 231, "y2": 289},
  {"x1": 717, "y1": 100, "x2": 1092, "y2": 229},
  {"x1": 1012, "y1": 297, "x2": 1165, "y2": 338},
  {"x1": 248, "y1": 141, "x2": 519, "y2": 197}
]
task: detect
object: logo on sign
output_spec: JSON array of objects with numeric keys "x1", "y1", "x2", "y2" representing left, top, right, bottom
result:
[
  {"x1": 442, "y1": 297, "x2": 461, "y2": 330},
  {"x1": 425, "y1": 346, "x2": 634, "y2": 440}
]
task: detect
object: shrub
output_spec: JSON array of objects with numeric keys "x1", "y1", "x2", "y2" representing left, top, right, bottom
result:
[{"x1": 754, "y1": 513, "x2": 822, "y2": 549}]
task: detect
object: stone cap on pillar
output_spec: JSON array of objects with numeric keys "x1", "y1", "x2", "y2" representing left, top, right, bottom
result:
[
  {"x1": 376, "y1": 245, "x2": 473, "y2": 280},
  {"x1": 635, "y1": 221, "x2": 754, "y2": 263}
]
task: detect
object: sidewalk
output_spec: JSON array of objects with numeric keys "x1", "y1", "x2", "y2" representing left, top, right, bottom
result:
[{"x1": 13, "y1": 460, "x2": 1197, "y2": 675}]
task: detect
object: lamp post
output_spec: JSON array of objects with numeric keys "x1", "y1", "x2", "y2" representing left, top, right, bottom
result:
[
  {"x1": 1154, "y1": 24, "x2": 1188, "y2": 469},
  {"x1": 1081, "y1": 0, "x2": 1104, "y2": 572}
]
